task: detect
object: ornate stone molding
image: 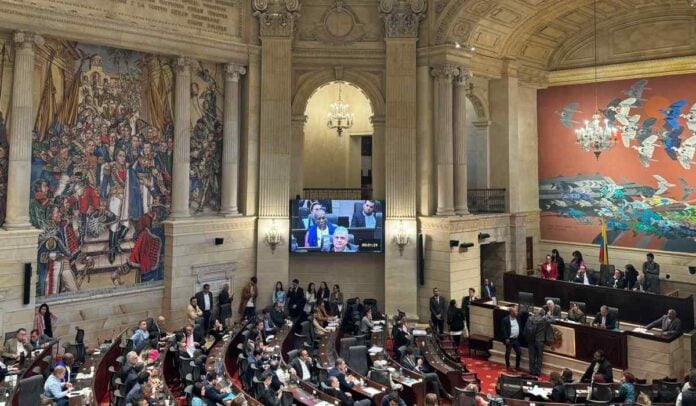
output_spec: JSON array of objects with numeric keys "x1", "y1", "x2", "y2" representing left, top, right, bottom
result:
[
  {"x1": 313, "y1": 0, "x2": 366, "y2": 46},
  {"x1": 253, "y1": 0, "x2": 301, "y2": 37},
  {"x1": 225, "y1": 63, "x2": 247, "y2": 82},
  {"x1": 456, "y1": 67, "x2": 473, "y2": 85},
  {"x1": 378, "y1": 0, "x2": 427, "y2": 38},
  {"x1": 13, "y1": 31, "x2": 44, "y2": 49},
  {"x1": 430, "y1": 64, "x2": 459, "y2": 81},
  {"x1": 175, "y1": 56, "x2": 193, "y2": 73}
]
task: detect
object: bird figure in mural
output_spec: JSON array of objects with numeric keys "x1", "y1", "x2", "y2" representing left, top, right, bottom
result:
[
  {"x1": 636, "y1": 117, "x2": 657, "y2": 144},
  {"x1": 623, "y1": 79, "x2": 649, "y2": 107},
  {"x1": 601, "y1": 98, "x2": 622, "y2": 122},
  {"x1": 633, "y1": 134, "x2": 659, "y2": 167},
  {"x1": 661, "y1": 127, "x2": 684, "y2": 160},
  {"x1": 673, "y1": 134, "x2": 696, "y2": 170},
  {"x1": 680, "y1": 102, "x2": 696, "y2": 133},
  {"x1": 679, "y1": 178, "x2": 694, "y2": 200},
  {"x1": 609, "y1": 98, "x2": 636, "y2": 126},
  {"x1": 557, "y1": 102, "x2": 580, "y2": 128},
  {"x1": 653, "y1": 174, "x2": 675, "y2": 196},
  {"x1": 659, "y1": 99, "x2": 687, "y2": 130},
  {"x1": 620, "y1": 114, "x2": 641, "y2": 148}
]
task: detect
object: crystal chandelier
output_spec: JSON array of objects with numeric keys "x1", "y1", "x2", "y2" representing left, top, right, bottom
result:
[
  {"x1": 575, "y1": 112, "x2": 617, "y2": 159},
  {"x1": 573, "y1": 0, "x2": 617, "y2": 159},
  {"x1": 327, "y1": 82, "x2": 354, "y2": 136}
]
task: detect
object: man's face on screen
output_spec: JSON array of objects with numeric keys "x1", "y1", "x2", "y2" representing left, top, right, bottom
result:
[
  {"x1": 363, "y1": 201, "x2": 375, "y2": 214},
  {"x1": 333, "y1": 232, "x2": 348, "y2": 251},
  {"x1": 315, "y1": 211, "x2": 327, "y2": 228}
]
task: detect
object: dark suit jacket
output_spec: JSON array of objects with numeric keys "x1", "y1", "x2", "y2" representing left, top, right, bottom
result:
[
  {"x1": 501, "y1": 315, "x2": 521, "y2": 340},
  {"x1": 592, "y1": 312, "x2": 617, "y2": 330},
  {"x1": 325, "y1": 386, "x2": 355, "y2": 406},
  {"x1": 481, "y1": 283, "x2": 497, "y2": 300},
  {"x1": 462, "y1": 295, "x2": 476, "y2": 319},
  {"x1": 289, "y1": 357, "x2": 312, "y2": 381},
  {"x1": 429, "y1": 296, "x2": 447, "y2": 320},
  {"x1": 581, "y1": 359, "x2": 613, "y2": 383},
  {"x1": 542, "y1": 304, "x2": 562, "y2": 318},
  {"x1": 524, "y1": 315, "x2": 552, "y2": 343},
  {"x1": 328, "y1": 367, "x2": 354, "y2": 392},
  {"x1": 204, "y1": 384, "x2": 228, "y2": 403},
  {"x1": 646, "y1": 315, "x2": 681, "y2": 332},
  {"x1": 551, "y1": 384, "x2": 567, "y2": 402},
  {"x1": 574, "y1": 272, "x2": 598, "y2": 285},
  {"x1": 351, "y1": 211, "x2": 380, "y2": 228},
  {"x1": 148, "y1": 322, "x2": 163, "y2": 340},
  {"x1": 609, "y1": 277, "x2": 627, "y2": 289},
  {"x1": 287, "y1": 287, "x2": 305, "y2": 311},
  {"x1": 261, "y1": 385, "x2": 282, "y2": 406},
  {"x1": 196, "y1": 291, "x2": 214, "y2": 312},
  {"x1": 218, "y1": 289, "x2": 231, "y2": 307}
]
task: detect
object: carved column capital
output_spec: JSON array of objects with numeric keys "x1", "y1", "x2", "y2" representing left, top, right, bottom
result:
[
  {"x1": 378, "y1": 0, "x2": 427, "y2": 38},
  {"x1": 430, "y1": 64, "x2": 459, "y2": 81},
  {"x1": 225, "y1": 63, "x2": 247, "y2": 82},
  {"x1": 455, "y1": 68, "x2": 473, "y2": 85},
  {"x1": 13, "y1": 32, "x2": 43, "y2": 49},
  {"x1": 253, "y1": 0, "x2": 301, "y2": 37},
  {"x1": 175, "y1": 56, "x2": 193, "y2": 73}
]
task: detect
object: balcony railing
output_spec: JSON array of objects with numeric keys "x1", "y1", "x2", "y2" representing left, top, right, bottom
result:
[
  {"x1": 303, "y1": 188, "x2": 372, "y2": 200},
  {"x1": 467, "y1": 188, "x2": 506, "y2": 213}
]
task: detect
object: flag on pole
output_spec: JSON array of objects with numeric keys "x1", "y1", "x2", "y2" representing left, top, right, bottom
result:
[{"x1": 598, "y1": 217, "x2": 609, "y2": 265}]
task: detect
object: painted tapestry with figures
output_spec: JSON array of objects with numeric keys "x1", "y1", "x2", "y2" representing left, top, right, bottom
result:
[
  {"x1": 0, "y1": 39, "x2": 9, "y2": 226},
  {"x1": 538, "y1": 73, "x2": 696, "y2": 254},
  {"x1": 189, "y1": 61, "x2": 223, "y2": 213},
  {"x1": 30, "y1": 41, "x2": 173, "y2": 296}
]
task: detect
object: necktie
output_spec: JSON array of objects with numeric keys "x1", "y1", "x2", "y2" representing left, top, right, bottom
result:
[{"x1": 602, "y1": 317, "x2": 606, "y2": 327}]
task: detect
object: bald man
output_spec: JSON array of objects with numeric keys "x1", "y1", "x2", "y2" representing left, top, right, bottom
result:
[
  {"x1": 44, "y1": 365, "x2": 72, "y2": 405},
  {"x1": 645, "y1": 309, "x2": 681, "y2": 334}
]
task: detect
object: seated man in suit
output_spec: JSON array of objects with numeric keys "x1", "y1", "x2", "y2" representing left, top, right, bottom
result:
[
  {"x1": 633, "y1": 274, "x2": 651, "y2": 292},
  {"x1": 321, "y1": 226, "x2": 358, "y2": 253},
  {"x1": 328, "y1": 358, "x2": 361, "y2": 393},
  {"x1": 580, "y1": 349, "x2": 613, "y2": 383},
  {"x1": 543, "y1": 300, "x2": 562, "y2": 319},
  {"x1": 260, "y1": 370, "x2": 283, "y2": 406},
  {"x1": 325, "y1": 375, "x2": 372, "y2": 406},
  {"x1": 592, "y1": 305, "x2": 617, "y2": 330},
  {"x1": 609, "y1": 269, "x2": 627, "y2": 289},
  {"x1": 644, "y1": 309, "x2": 681, "y2": 334},
  {"x1": 351, "y1": 200, "x2": 380, "y2": 229},
  {"x1": 1, "y1": 328, "x2": 32, "y2": 363},
  {"x1": 29, "y1": 329, "x2": 51, "y2": 350},
  {"x1": 574, "y1": 266, "x2": 597, "y2": 285},
  {"x1": 400, "y1": 349, "x2": 453, "y2": 400},
  {"x1": 289, "y1": 349, "x2": 314, "y2": 382}
]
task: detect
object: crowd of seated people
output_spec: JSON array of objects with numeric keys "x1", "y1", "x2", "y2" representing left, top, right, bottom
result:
[{"x1": 539, "y1": 249, "x2": 663, "y2": 294}]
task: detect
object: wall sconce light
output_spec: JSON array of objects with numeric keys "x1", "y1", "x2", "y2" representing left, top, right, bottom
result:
[
  {"x1": 449, "y1": 240, "x2": 460, "y2": 248},
  {"x1": 460, "y1": 242, "x2": 475, "y2": 249},
  {"x1": 478, "y1": 233, "x2": 490, "y2": 240},
  {"x1": 393, "y1": 220, "x2": 410, "y2": 255},
  {"x1": 265, "y1": 220, "x2": 282, "y2": 251}
]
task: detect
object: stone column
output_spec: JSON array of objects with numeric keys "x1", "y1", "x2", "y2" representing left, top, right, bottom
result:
[
  {"x1": 453, "y1": 69, "x2": 472, "y2": 215},
  {"x1": 242, "y1": 51, "x2": 260, "y2": 216},
  {"x1": 253, "y1": 0, "x2": 299, "y2": 309},
  {"x1": 370, "y1": 115, "x2": 385, "y2": 200},
  {"x1": 379, "y1": 0, "x2": 425, "y2": 318},
  {"x1": 170, "y1": 57, "x2": 192, "y2": 219},
  {"x1": 4, "y1": 32, "x2": 43, "y2": 230},
  {"x1": 431, "y1": 64, "x2": 458, "y2": 217},
  {"x1": 416, "y1": 64, "x2": 434, "y2": 216},
  {"x1": 221, "y1": 63, "x2": 246, "y2": 217},
  {"x1": 290, "y1": 115, "x2": 306, "y2": 198}
]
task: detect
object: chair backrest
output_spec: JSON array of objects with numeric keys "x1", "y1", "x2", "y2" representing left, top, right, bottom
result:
[
  {"x1": 655, "y1": 380, "x2": 681, "y2": 402},
  {"x1": 286, "y1": 349, "x2": 299, "y2": 363},
  {"x1": 220, "y1": 303, "x2": 232, "y2": 322},
  {"x1": 607, "y1": 307, "x2": 620, "y2": 328},
  {"x1": 364, "y1": 298, "x2": 378, "y2": 314},
  {"x1": 633, "y1": 383, "x2": 655, "y2": 401},
  {"x1": 498, "y1": 375, "x2": 523, "y2": 399},
  {"x1": 454, "y1": 388, "x2": 477, "y2": 406},
  {"x1": 340, "y1": 337, "x2": 357, "y2": 357},
  {"x1": 369, "y1": 368, "x2": 391, "y2": 387},
  {"x1": 570, "y1": 301, "x2": 586, "y2": 313},
  {"x1": 518, "y1": 292, "x2": 534, "y2": 307},
  {"x1": 347, "y1": 345, "x2": 368, "y2": 376},
  {"x1": 17, "y1": 374, "x2": 44, "y2": 406},
  {"x1": 564, "y1": 383, "x2": 577, "y2": 403},
  {"x1": 544, "y1": 297, "x2": 561, "y2": 306},
  {"x1": 591, "y1": 382, "x2": 614, "y2": 402}
]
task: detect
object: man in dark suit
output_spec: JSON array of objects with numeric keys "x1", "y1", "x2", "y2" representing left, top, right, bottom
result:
[
  {"x1": 325, "y1": 376, "x2": 371, "y2": 406},
  {"x1": 609, "y1": 269, "x2": 627, "y2": 289},
  {"x1": 580, "y1": 350, "x2": 613, "y2": 383},
  {"x1": 350, "y1": 200, "x2": 380, "y2": 229},
  {"x1": 195, "y1": 284, "x2": 214, "y2": 330},
  {"x1": 462, "y1": 288, "x2": 477, "y2": 333},
  {"x1": 429, "y1": 288, "x2": 446, "y2": 334},
  {"x1": 574, "y1": 266, "x2": 598, "y2": 285},
  {"x1": 645, "y1": 309, "x2": 682, "y2": 334},
  {"x1": 543, "y1": 300, "x2": 562, "y2": 319},
  {"x1": 501, "y1": 305, "x2": 522, "y2": 371},
  {"x1": 328, "y1": 358, "x2": 358, "y2": 393},
  {"x1": 481, "y1": 279, "x2": 497, "y2": 302},
  {"x1": 286, "y1": 279, "x2": 305, "y2": 319},
  {"x1": 289, "y1": 349, "x2": 314, "y2": 382},
  {"x1": 218, "y1": 283, "x2": 232, "y2": 322},
  {"x1": 592, "y1": 305, "x2": 617, "y2": 330},
  {"x1": 401, "y1": 349, "x2": 452, "y2": 400},
  {"x1": 524, "y1": 308, "x2": 552, "y2": 376},
  {"x1": 260, "y1": 370, "x2": 283, "y2": 405}
]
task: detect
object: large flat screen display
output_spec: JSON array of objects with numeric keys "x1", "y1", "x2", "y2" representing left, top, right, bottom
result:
[{"x1": 290, "y1": 199, "x2": 384, "y2": 253}]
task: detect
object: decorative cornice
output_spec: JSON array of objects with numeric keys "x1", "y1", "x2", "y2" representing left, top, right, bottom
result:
[
  {"x1": 419, "y1": 214, "x2": 512, "y2": 233},
  {"x1": 455, "y1": 67, "x2": 472, "y2": 86},
  {"x1": 13, "y1": 31, "x2": 43, "y2": 49},
  {"x1": 253, "y1": 0, "x2": 301, "y2": 37},
  {"x1": 175, "y1": 56, "x2": 193, "y2": 73},
  {"x1": 378, "y1": 0, "x2": 427, "y2": 39},
  {"x1": 225, "y1": 63, "x2": 247, "y2": 82}
]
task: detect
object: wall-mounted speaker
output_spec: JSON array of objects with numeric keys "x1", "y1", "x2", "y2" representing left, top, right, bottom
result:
[
  {"x1": 23, "y1": 263, "x2": 31, "y2": 305},
  {"x1": 689, "y1": 266, "x2": 696, "y2": 275},
  {"x1": 214, "y1": 238, "x2": 224, "y2": 246},
  {"x1": 460, "y1": 242, "x2": 475, "y2": 249},
  {"x1": 478, "y1": 233, "x2": 490, "y2": 240},
  {"x1": 449, "y1": 240, "x2": 459, "y2": 248},
  {"x1": 417, "y1": 234, "x2": 424, "y2": 286}
]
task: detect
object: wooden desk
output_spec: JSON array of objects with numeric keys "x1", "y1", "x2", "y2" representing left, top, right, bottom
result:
[
  {"x1": 415, "y1": 335, "x2": 464, "y2": 394},
  {"x1": 92, "y1": 330, "x2": 126, "y2": 406},
  {"x1": 502, "y1": 272, "x2": 694, "y2": 330},
  {"x1": 220, "y1": 325, "x2": 263, "y2": 405},
  {"x1": 367, "y1": 352, "x2": 426, "y2": 406}
]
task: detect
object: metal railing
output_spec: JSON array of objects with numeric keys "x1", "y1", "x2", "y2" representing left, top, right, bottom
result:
[
  {"x1": 303, "y1": 188, "x2": 372, "y2": 200},
  {"x1": 467, "y1": 188, "x2": 506, "y2": 213}
]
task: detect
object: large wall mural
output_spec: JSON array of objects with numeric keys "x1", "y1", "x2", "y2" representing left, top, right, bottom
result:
[
  {"x1": 189, "y1": 61, "x2": 222, "y2": 214},
  {"x1": 0, "y1": 40, "x2": 9, "y2": 226},
  {"x1": 30, "y1": 41, "x2": 173, "y2": 296},
  {"x1": 538, "y1": 74, "x2": 696, "y2": 254}
]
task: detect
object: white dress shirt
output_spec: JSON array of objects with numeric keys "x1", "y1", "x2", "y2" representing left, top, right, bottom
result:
[{"x1": 510, "y1": 318, "x2": 519, "y2": 339}]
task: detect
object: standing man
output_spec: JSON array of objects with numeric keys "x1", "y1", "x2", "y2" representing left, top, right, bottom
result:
[
  {"x1": 462, "y1": 288, "x2": 477, "y2": 333},
  {"x1": 218, "y1": 283, "x2": 232, "y2": 324},
  {"x1": 642, "y1": 253, "x2": 660, "y2": 294},
  {"x1": 501, "y1": 305, "x2": 521, "y2": 371},
  {"x1": 429, "y1": 288, "x2": 446, "y2": 334},
  {"x1": 524, "y1": 308, "x2": 551, "y2": 376},
  {"x1": 238, "y1": 277, "x2": 258, "y2": 321},
  {"x1": 196, "y1": 284, "x2": 214, "y2": 330},
  {"x1": 481, "y1": 279, "x2": 497, "y2": 303},
  {"x1": 286, "y1": 279, "x2": 305, "y2": 319}
]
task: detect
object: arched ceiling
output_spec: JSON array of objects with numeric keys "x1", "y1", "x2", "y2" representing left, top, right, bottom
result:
[{"x1": 434, "y1": 0, "x2": 696, "y2": 70}]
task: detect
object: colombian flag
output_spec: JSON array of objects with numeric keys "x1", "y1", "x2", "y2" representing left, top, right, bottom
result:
[{"x1": 598, "y1": 217, "x2": 609, "y2": 265}]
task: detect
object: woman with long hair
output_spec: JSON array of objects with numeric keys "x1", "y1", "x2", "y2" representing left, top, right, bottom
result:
[
  {"x1": 570, "y1": 250, "x2": 586, "y2": 269},
  {"x1": 317, "y1": 281, "x2": 330, "y2": 313},
  {"x1": 618, "y1": 370, "x2": 637, "y2": 404},
  {"x1": 304, "y1": 282, "x2": 317, "y2": 314},
  {"x1": 34, "y1": 303, "x2": 57, "y2": 338},
  {"x1": 551, "y1": 249, "x2": 565, "y2": 280},
  {"x1": 624, "y1": 264, "x2": 639, "y2": 290},
  {"x1": 272, "y1": 281, "x2": 286, "y2": 308},
  {"x1": 330, "y1": 284, "x2": 344, "y2": 316},
  {"x1": 540, "y1": 254, "x2": 558, "y2": 280}
]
